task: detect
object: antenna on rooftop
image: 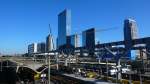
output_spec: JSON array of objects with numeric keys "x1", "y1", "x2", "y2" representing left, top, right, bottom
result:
[
  {"x1": 49, "y1": 24, "x2": 52, "y2": 35},
  {"x1": 48, "y1": 24, "x2": 55, "y2": 50}
]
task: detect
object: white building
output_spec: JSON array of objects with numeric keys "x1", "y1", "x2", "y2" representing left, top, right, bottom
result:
[
  {"x1": 71, "y1": 34, "x2": 79, "y2": 48},
  {"x1": 28, "y1": 43, "x2": 38, "y2": 54},
  {"x1": 46, "y1": 34, "x2": 54, "y2": 52}
]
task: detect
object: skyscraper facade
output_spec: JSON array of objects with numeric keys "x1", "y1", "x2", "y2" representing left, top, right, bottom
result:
[
  {"x1": 82, "y1": 28, "x2": 95, "y2": 56},
  {"x1": 57, "y1": 9, "x2": 71, "y2": 48},
  {"x1": 82, "y1": 28, "x2": 95, "y2": 48},
  {"x1": 28, "y1": 43, "x2": 37, "y2": 54},
  {"x1": 124, "y1": 18, "x2": 139, "y2": 59},
  {"x1": 66, "y1": 34, "x2": 79, "y2": 48},
  {"x1": 70, "y1": 34, "x2": 79, "y2": 48},
  {"x1": 66, "y1": 36, "x2": 71, "y2": 47},
  {"x1": 37, "y1": 42, "x2": 46, "y2": 53},
  {"x1": 124, "y1": 18, "x2": 138, "y2": 42},
  {"x1": 46, "y1": 34, "x2": 54, "y2": 52}
]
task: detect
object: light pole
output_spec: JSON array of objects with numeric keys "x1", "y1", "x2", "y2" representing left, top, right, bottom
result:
[
  {"x1": 56, "y1": 52, "x2": 59, "y2": 70},
  {"x1": 140, "y1": 70, "x2": 142, "y2": 84},
  {"x1": 45, "y1": 54, "x2": 48, "y2": 65},
  {"x1": 127, "y1": 71, "x2": 134, "y2": 84},
  {"x1": 0, "y1": 61, "x2": 2, "y2": 71},
  {"x1": 117, "y1": 59, "x2": 121, "y2": 81},
  {"x1": 129, "y1": 73, "x2": 131, "y2": 84},
  {"x1": 104, "y1": 47, "x2": 122, "y2": 81},
  {"x1": 48, "y1": 55, "x2": 50, "y2": 84},
  {"x1": 106, "y1": 58, "x2": 108, "y2": 81}
]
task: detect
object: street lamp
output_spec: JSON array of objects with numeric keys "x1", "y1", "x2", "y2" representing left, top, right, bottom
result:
[
  {"x1": 0, "y1": 61, "x2": 2, "y2": 71},
  {"x1": 104, "y1": 47, "x2": 122, "y2": 81},
  {"x1": 48, "y1": 55, "x2": 50, "y2": 84}
]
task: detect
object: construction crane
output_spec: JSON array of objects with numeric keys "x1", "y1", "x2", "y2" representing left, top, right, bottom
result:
[{"x1": 75, "y1": 27, "x2": 119, "y2": 35}]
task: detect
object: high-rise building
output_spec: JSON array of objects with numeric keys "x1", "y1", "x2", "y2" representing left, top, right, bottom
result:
[
  {"x1": 37, "y1": 42, "x2": 46, "y2": 53},
  {"x1": 66, "y1": 34, "x2": 79, "y2": 48},
  {"x1": 124, "y1": 18, "x2": 138, "y2": 42},
  {"x1": 124, "y1": 18, "x2": 139, "y2": 59},
  {"x1": 56, "y1": 37, "x2": 58, "y2": 49},
  {"x1": 82, "y1": 28, "x2": 95, "y2": 56},
  {"x1": 46, "y1": 34, "x2": 54, "y2": 52},
  {"x1": 146, "y1": 43, "x2": 150, "y2": 60},
  {"x1": 71, "y1": 34, "x2": 79, "y2": 48},
  {"x1": 66, "y1": 36, "x2": 71, "y2": 46},
  {"x1": 28, "y1": 43, "x2": 37, "y2": 54},
  {"x1": 57, "y1": 9, "x2": 71, "y2": 48},
  {"x1": 82, "y1": 28, "x2": 95, "y2": 48}
]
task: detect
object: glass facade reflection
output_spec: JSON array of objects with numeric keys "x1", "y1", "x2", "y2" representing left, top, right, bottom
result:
[
  {"x1": 57, "y1": 9, "x2": 71, "y2": 48},
  {"x1": 124, "y1": 19, "x2": 138, "y2": 59}
]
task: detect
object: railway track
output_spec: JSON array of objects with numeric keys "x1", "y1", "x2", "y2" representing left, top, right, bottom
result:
[{"x1": 50, "y1": 73, "x2": 94, "y2": 84}]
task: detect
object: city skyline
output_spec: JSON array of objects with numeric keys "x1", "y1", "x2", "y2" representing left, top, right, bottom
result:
[{"x1": 0, "y1": 0, "x2": 150, "y2": 54}]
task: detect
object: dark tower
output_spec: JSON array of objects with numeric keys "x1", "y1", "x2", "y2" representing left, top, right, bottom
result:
[
  {"x1": 124, "y1": 18, "x2": 138, "y2": 59},
  {"x1": 82, "y1": 28, "x2": 95, "y2": 56}
]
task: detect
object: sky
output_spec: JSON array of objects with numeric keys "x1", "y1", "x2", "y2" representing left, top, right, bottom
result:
[{"x1": 0, "y1": 0, "x2": 150, "y2": 54}]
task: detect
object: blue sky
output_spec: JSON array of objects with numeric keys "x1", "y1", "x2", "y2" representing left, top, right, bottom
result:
[{"x1": 0, "y1": 0, "x2": 150, "y2": 54}]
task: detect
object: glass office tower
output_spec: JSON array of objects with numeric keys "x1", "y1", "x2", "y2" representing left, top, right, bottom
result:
[
  {"x1": 57, "y1": 9, "x2": 71, "y2": 48},
  {"x1": 124, "y1": 18, "x2": 138, "y2": 41},
  {"x1": 66, "y1": 34, "x2": 79, "y2": 48},
  {"x1": 124, "y1": 18, "x2": 138, "y2": 60},
  {"x1": 71, "y1": 34, "x2": 79, "y2": 48},
  {"x1": 82, "y1": 28, "x2": 95, "y2": 48},
  {"x1": 37, "y1": 42, "x2": 46, "y2": 53},
  {"x1": 82, "y1": 28, "x2": 95, "y2": 56}
]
